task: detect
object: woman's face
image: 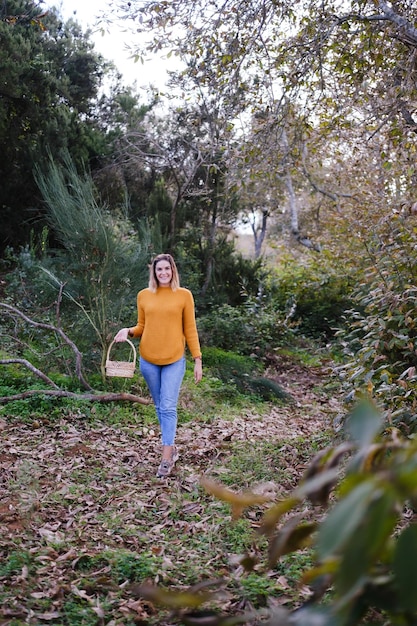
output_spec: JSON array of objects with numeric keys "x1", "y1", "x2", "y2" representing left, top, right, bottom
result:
[{"x1": 155, "y1": 259, "x2": 173, "y2": 287}]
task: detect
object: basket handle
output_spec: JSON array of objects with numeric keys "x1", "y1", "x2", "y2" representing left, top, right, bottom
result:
[{"x1": 106, "y1": 338, "x2": 137, "y2": 363}]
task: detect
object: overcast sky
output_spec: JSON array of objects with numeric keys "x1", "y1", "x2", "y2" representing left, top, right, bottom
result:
[{"x1": 41, "y1": 0, "x2": 173, "y2": 91}]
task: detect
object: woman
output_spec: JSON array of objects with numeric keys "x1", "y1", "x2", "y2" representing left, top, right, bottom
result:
[{"x1": 114, "y1": 253, "x2": 203, "y2": 477}]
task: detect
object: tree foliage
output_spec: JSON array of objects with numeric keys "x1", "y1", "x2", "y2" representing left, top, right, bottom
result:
[
  {"x1": 108, "y1": 0, "x2": 417, "y2": 257},
  {"x1": 0, "y1": 0, "x2": 137, "y2": 253}
]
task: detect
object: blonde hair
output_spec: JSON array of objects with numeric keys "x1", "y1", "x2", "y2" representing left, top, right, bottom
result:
[{"x1": 148, "y1": 253, "x2": 180, "y2": 292}]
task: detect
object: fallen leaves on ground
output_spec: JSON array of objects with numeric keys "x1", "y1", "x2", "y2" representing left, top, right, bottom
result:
[{"x1": 0, "y1": 360, "x2": 344, "y2": 625}]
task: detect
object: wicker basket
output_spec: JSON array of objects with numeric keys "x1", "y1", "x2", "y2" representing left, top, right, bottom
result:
[{"x1": 105, "y1": 339, "x2": 137, "y2": 378}]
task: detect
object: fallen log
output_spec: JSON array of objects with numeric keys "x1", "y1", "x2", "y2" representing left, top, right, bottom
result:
[{"x1": 0, "y1": 389, "x2": 151, "y2": 405}]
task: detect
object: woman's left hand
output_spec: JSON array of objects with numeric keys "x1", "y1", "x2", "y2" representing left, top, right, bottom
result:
[{"x1": 194, "y1": 358, "x2": 203, "y2": 383}]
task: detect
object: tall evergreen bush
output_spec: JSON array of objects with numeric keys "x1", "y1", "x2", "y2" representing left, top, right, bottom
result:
[{"x1": 33, "y1": 154, "x2": 151, "y2": 373}]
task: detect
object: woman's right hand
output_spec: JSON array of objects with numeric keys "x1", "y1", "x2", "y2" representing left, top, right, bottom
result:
[{"x1": 114, "y1": 328, "x2": 129, "y2": 342}]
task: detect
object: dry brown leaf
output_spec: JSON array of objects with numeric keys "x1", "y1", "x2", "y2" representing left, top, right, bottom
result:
[
  {"x1": 33, "y1": 611, "x2": 61, "y2": 620},
  {"x1": 201, "y1": 478, "x2": 274, "y2": 519}
]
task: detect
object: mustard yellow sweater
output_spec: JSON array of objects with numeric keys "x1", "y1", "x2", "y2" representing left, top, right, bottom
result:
[{"x1": 129, "y1": 287, "x2": 202, "y2": 365}]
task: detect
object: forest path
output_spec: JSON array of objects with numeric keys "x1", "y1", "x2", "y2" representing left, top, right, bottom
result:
[{"x1": 0, "y1": 357, "x2": 344, "y2": 624}]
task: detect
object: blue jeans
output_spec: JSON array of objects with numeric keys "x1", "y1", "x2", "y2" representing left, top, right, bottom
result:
[{"x1": 140, "y1": 356, "x2": 186, "y2": 446}]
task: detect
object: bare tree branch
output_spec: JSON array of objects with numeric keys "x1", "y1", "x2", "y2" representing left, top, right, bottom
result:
[
  {"x1": 301, "y1": 143, "x2": 360, "y2": 209},
  {"x1": 0, "y1": 302, "x2": 92, "y2": 391},
  {"x1": 0, "y1": 359, "x2": 60, "y2": 389},
  {"x1": 1, "y1": 302, "x2": 153, "y2": 406},
  {"x1": 375, "y1": 0, "x2": 417, "y2": 47}
]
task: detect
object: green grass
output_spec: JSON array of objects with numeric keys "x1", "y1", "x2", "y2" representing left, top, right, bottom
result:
[
  {"x1": 62, "y1": 599, "x2": 103, "y2": 626},
  {"x1": 275, "y1": 344, "x2": 325, "y2": 368},
  {"x1": 275, "y1": 550, "x2": 314, "y2": 585},
  {"x1": 0, "y1": 549, "x2": 34, "y2": 577},
  {"x1": 211, "y1": 433, "x2": 334, "y2": 490},
  {"x1": 234, "y1": 572, "x2": 285, "y2": 606},
  {"x1": 219, "y1": 516, "x2": 259, "y2": 553}
]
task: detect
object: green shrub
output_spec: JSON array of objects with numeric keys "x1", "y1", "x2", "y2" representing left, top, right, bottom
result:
[
  {"x1": 337, "y1": 215, "x2": 417, "y2": 425},
  {"x1": 270, "y1": 253, "x2": 356, "y2": 338},
  {"x1": 202, "y1": 347, "x2": 293, "y2": 402},
  {"x1": 5, "y1": 155, "x2": 151, "y2": 375},
  {"x1": 198, "y1": 300, "x2": 294, "y2": 356}
]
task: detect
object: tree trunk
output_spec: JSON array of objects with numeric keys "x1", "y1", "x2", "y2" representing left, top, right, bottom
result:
[
  {"x1": 201, "y1": 199, "x2": 218, "y2": 296},
  {"x1": 252, "y1": 207, "x2": 269, "y2": 258},
  {"x1": 286, "y1": 170, "x2": 299, "y2": 235}
]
